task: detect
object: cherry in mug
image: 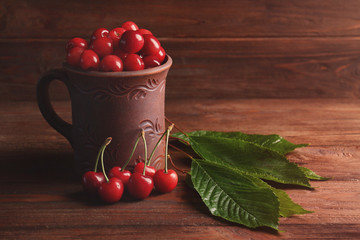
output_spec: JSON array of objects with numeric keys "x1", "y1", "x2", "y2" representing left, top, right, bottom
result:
[{"x1": 65, "y1": 21, "x2": 166, "y2": 72}]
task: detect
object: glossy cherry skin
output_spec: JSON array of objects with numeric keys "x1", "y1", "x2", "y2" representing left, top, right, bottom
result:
[
  {"x1": 127, "y1": 172, "x2": 154, "y2": 200},
  {"x1": 100, "y1": 55, "x2": 123, "y2": 72},
  {"x1": 66, "y1": 46, "x2": 85, "y2": 67},
  {"x1": 109, "y1": 27, "x2": 126, "y2": 49},
  {"x1": 136, "y1": 28, "x2": 152, "y2": 36},
  {"x1": 154, "y1": 47, "x2": 166, "y2": 63},
  {"x1": 82, "y1": 171, "x2": 106, "y2": 194},
  {"x1": 80, "y1": 49, "x2": 100, "y2": 71},
  {"x1": 134, "y1": 162, "x2": 156, "y2": 177},
  {"x1": 143, "y1": 55, "x2": 161, "y2": 69},
  {"x1": 123, "y1": 54, "x2": 144, "y2": 71},
  {"x1": 141, "y1": 34, "x2": 161, "y2": 56},
  {"x1": 91, "y1": 27, "x2": 109, "y2": 42},
  {"x1": 121, "y1": 21, "x2": 139, "y2": 31},
  {"x1": 65, "y1": 37, "x2": 88, "y2": 52},
  {"x1": 113, "y1": 48, "x2": 128, "y2": 61},
  {"x1": 90, "y1": 37, "x2": 113, "y2": 58},
  {"x1": 119, "y1": 30, "x2": 144, "y2": 54},
  {"x1": 153, "y1": 169, "x2": 178, "y2": 193},
  {"x1": 108, "y1": 166, "x2": 131, "y2": 186},
  {"x1": 98, "y1": 178, "x2": 124, "y2": 203}
]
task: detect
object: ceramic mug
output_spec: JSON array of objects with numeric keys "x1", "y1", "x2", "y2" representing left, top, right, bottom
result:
[{"x1": 37, "y1": 55, "x2": 172, "y2": 174}]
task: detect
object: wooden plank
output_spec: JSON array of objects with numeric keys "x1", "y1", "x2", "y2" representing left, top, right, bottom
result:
[
  {"x1": 2, "y1": 0, "x2": 360, "y2": 38},
  {"x1": 1, "y1": 37, "x2": 360, "y2": 101},
  {"x1": 0, "y1": 99, "x2": 360, "y2": 239},
  {"x1": 0, "y1": 225, "x2": 279, "y2": 240},
  {"x1": 2, "y1": 99, "x2": 360, "y2": 147},
  {"x1": 164, "y1": 37, "x2": 360, "y2": 99}
]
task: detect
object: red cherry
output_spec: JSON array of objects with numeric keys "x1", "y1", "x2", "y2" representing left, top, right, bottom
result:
[
  {"x1": 80, "y1": 49, "x2": 100, "y2": 71},
  {"x1": 136, "y1": 29, "x2": 152, "y2": 36},
  {"x1": 91, "y1": 28, "x2": 109, "y2": 42},
  {"x1": 127, "y1": 172, "x2": 154, "y2": 199},
  {"x1": 66, "y1": 37, "x2": 88, "y2": 52},
  {"x1": 108, "y1": 166, "x2": 131, "y2": 186},
  {"x1": 153, "y1": 169, "x2": 178, "y2": 193},
  {"x1": 141, "y1": 35, "x2": 161, "y2": 56},
  {"x1": 119, "y1": 30, "x2": 144, "y2": 54},
  {"x1": 66, "y1": 46, "x2": 85, "y2": 67},
  {"x1": 90, "y1": 37, "x2": 113, "y2": 58},
  {"x1": 82, "y1": 171, "x2": 106, "y2": 194},
  {"x1": 121, "y1": 21, "x2": 139, "y2": 31},
  {"x1": 134, "y1": 162, "x2": 156, "y2": 177},
  {"x1": 100, "y1": 55, "x2": 123, "y2": 72},
  {"x1": 143, "y1": 55, "x2": 161, "y2": 69},
  {"x1": 98, "y1": 177, "x2": 124, "y2": 203},
  {"x1": 113, "y1": 48, "x2": 128, "y2": 61},
  {"x1": 123, "y1": 54, "x2": 144, "y2": 71},
  {"x1": 154, "y1": 47, "x2": 166, "y2": 63},
  {"x1": 109, "y1": 28, "x2": 126, "y2": 49}
]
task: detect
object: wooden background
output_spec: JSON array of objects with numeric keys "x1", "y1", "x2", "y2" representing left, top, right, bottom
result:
[
  {"x1": 1, "y1": 0, "x2": 360, "y2": 101},
  {"x1": 1, "y1": 0, "x2": 360, "y2": 239}
]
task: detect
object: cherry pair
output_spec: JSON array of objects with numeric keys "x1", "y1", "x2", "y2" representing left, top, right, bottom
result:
[
  {"x1": 82, "y1": 137, "x2": 124, "y2": 203},
  {"x1": 127, "y1": 124, "x2": 178, "y2": 200},
  {"x1": 66, "y1": 21, "x2": 166, "y2": 72},
  {"x1": 82, "y1": 124, "x2": 178, "y2": 203},
  {"x1": 82, "y1": 130, "x2": 143, "y2": 203},
  {"x1": 108, "y1": 129, "x2": 157, "y2": 200}
]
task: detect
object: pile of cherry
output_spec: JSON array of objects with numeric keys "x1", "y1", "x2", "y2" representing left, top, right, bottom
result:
[
  {"x1": 66, "y1": 21, "x2": 166, "y2": 72},
  {"x1": 82, "y1": 125, "x2": 177, "y2": 203}
]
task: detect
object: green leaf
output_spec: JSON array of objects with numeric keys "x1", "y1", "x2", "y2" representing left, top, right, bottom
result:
[
  {"x1": 189, "y1": 135, "x2": 311, "y2": 187},
  {"x1": 299, "y1": 167, "x2": 330, "y2": 180},
  {"x1": 173, "y1": 131, "x2": 307, "y2": 155},
  {"x1": 191, "y1": 158, "x2": 279, "y2": 230},
  {"x1": 172, "y1": 130, "x2": 328, "y2": 229},
  {"x1": 269, "y1": 187, "x2": 313, "y2": 217},
  {"x1": 173, "y1": 131, "x2": 327, "y2": 181}
]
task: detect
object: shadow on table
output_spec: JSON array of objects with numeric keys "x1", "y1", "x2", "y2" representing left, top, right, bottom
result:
[{"x1": 0, "y1": 149, "x2": 77, "y2": 183}]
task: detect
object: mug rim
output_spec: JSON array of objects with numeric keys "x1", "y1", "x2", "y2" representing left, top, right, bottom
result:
[{"x1": 63, "y1": 54, "x2": 172, "y2": 77}]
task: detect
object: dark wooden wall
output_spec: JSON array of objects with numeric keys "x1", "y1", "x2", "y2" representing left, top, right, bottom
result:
[{"x1": 1, "y1": 0, "x2": 360, "y2": 101}]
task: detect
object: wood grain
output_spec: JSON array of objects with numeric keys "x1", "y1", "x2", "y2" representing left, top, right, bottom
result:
[
  {"x1": 2, "y1": 0, "x2": 360, "y2": 38},
  {"x1": 0, "y1": 99, "x2": 359, "y2": 239},
  {"x1": 0, "y1": 0, "x2": 360, "y2": 101},
  {"x1": 1, "y1": 1, "x2": 360, "y2": 237},
  {"x1": 1, "y1": 37, "x2": 360, "y2": 101},
  {"x1": 1, "y1": 1, "x2": 360, "y2": 101}
]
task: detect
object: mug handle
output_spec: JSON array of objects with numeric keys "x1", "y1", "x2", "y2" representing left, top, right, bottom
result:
[{"x1": 37, "y1": 69, "x2": 73, "y2": 146}]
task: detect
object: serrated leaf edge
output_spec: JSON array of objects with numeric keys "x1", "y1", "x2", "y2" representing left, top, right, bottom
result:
[
  {"x1": 191, "y1": 159, "x2": 280, "y2": 230},
  {"x1": 299, "y1": 167, "x2": 330, "y2": 181},
  {"x1": 176, "y1": 131, "x2": 327, "y2": 182},
  {"x1": 175, "y1": 130, "x2": 308, "y2": 155},
  {"x1": 190, "y1": 136, "x2": 312, "y2": 188}
]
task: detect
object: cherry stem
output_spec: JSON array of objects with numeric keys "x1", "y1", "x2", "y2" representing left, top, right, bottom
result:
[
  {"x1": 121, "y1": 131, "x2": 141, "y2": 172},
  {"x1": 148, "y1": 124, "x2": 174, "y2": 166},
  {"x1": 93, "y1": 143, "x2": 104, "y2": 172},
  {"x1": 168, "y1": 154, "x2": 188, "y2": 174},
  {"x1": 94, "y1": 137, "x2": 113, "y2": 171},
  {"x1": 100, "y1": 137, "x2": 112, "y2": 182},
  {"x1": 141, "y1": 129, "x2": 147, "y2": 176},
  {"x1": 147, "y1": 132, "x2": 166, "y2": 166},
  {"x1": 165, "y1": 116, "x2": 189, "y2": 137},
  {"x1": 164, "y1": 125, "x2": 173, "y2": 173}
]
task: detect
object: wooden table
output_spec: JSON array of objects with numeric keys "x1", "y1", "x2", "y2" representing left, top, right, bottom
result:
[{"x1": 1, "y1": 98, "x2": 359, "y2": 239}]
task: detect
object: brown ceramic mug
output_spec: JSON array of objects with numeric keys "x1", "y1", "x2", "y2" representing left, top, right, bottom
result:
[{"x1": 37, "y1": 55, "x2": 172, "y2": 174}]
